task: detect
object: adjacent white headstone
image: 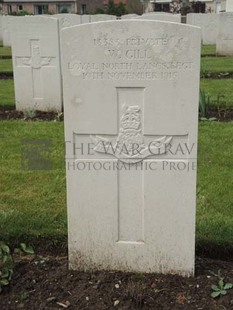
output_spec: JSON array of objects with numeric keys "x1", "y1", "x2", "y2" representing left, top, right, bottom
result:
[
  {"x1": 186, "y1": 13, "x2": 219, "y2": 45},
  {"x1": 90, "y1": 14, "x2": 116, "y2": 22},
  {"x1": 217, "y1": 13, "x2": 233, "y2": 56},
  {"x1": 2, "y1": 16, "x2": 18, "y2": 46},
  {"x1": 143, "y1": 12, "x2": 177, "y2": 15},
  {"x1": 226, "y1": 0, "x2": 233, "y2": 12},
  {"x1": 81, "y1": 15, "x2": 91, "y2": 24},
  {"x1": 62, "y1": 21, "x2": 201, "y2": 276},
  {"x1": 136, "y1": 13, "x2": 181, "y2": 23},
  {"x1": 121, "y1": 14, "x2": 139, "y2": 19},
  {"x1": 53, "y1": 14, "x2": 82, "y2": 29},
  {"x1": 0, "y1": 16, "x2": 3, "y2": 41},
  {"x1": 10, "y1": 16, "x2": 62, "y2": 111}
]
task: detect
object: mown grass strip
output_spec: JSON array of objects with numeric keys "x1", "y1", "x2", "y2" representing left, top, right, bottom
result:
[
  {"x1": 201, "y1": 56, "x2": 233, "y2": 74},
  {"x1": 0, "y1": 79, "x2": 15, "y2": 107},
  {"x1": 201, "y1": 45, "x2": 216, "y2": 57},
  {"x1": 200, "y1": 79, "x2": 233, "y2": 107},
  {"x1": 197, "y1": 122, "x2": 233, "y2": 250},
  {"x1": 0, "y1": 45, "x2": 12, "y2": 57},
  {"x1": 0, "y1": 121, "x2": 66, "y2": 246},
  {"x1": 0, "y1": 59, "x2": 13, "y2": 72}
]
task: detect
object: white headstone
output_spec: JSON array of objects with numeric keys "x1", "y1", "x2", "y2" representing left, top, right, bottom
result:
[
  {"x1": 10, "y1": 16, "x2": 62, "y2": 111},
  {"x1": 2, "y1": 16, "x2": 18, "y2": 46},
  {"x1": 81, "y1": 15, "x2": 91, "y2": 24},
  {"x1": 0, "y1": 16, "x2": 3, "y2": 41},
  {"x1": 90, "y1": 14, "x2": 116, "y2": 22},
  {"x1": 136, "y1": 13, "x2": 181, "y2": 23},
  {"x1": 217, "y1": 13, "x2": 233, "y2": 56},
  {"x1": 143, "y1": 12, "x2": 177, "y2": 15},
  {"x1": 186, "y1": 13, "x2": 219, "y2": 45},
  {"x1": 186, "y1": 13, "x2": 202, "y2": 29},
  {"x1": 53, "y1": 14, "x2": 82, "y2": 29},
  {"x1": 226, "y1": 0, "x2": 233, "y2": 12},
  {"x1": 121, "y1": 14, "x2": 139, "y2": 19},
  {"x1": 62, "y1": 21, "x2": 201, "y2": 276}
]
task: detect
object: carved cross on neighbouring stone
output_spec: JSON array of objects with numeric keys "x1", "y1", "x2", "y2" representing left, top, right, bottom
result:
[{"x1": 15, "y1": 40, "x2": 55, "y2": 99}]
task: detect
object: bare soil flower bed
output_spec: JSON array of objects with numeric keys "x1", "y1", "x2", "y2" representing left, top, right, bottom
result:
[
  {"x1": 0, "y1": 254, "x2": 233, "y2": 310},
  {"x1": 0, "y1": 109, "x2": 64, "y2": 122},
  {"x1": 1, "y1": 107, "x2": 233, "y2": 122}
]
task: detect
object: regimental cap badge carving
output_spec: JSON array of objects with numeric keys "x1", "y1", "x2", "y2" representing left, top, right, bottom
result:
[
  {"x1": 91, "y1": 104, "x2": 172, "y2": 164},
  {"x1": 120, "y1": 105, "x2": 141, "y2": 131}
]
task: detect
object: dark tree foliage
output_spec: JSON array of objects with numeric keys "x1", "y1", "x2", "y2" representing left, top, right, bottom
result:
[
  {"x1": 95, "y1": 0, "x2": 127, "y2": 16},
  {"x1": 126, "y1": 0, "x2": 142, "y2": 15},
  {"x1": 192, "y1": 1, "x2": 206, "y2": 13},
  {"x1": 106, "y1": 0, "x2": 127, "y2": 16}
]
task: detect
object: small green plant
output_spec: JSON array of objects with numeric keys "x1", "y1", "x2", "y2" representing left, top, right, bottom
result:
[
  {"x1": 200, "y1": 68, "x2": 209, "y2": 79},
  {"x1": 15, "y1": 243, "x2": 35, "y2": 255},
  {"x1": 199, "y1": 89, "x2": 216, "y2": 121},
  {"x1": 18, "y1": 291, "x2": 29, "y2": 301},
  {"x1": 215, "y1": 94, "x2": 232, "y2": 120},
  {"x1": 0, "y1": 242, "x2": 14, "y2": 293},
  {"x1": 211, "y1": 271, "x2": 233, "y2": 298},
  {"x1": 23, "y1": 108, "x2": 36, "y2": 119},
  {"x1": 199, "y1": 89, "x2": 210, "y2": 119},
  {"x1": 0, "y1": 241, "x2": 34, "y2": 293}
]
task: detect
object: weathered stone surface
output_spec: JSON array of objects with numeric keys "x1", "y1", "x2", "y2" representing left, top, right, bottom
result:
[
  {"x1": 136, "y1": 13, "x2": 181, "y2": 23},
  {"x1": 121, "y1": 14, "x2": 139, "y2": 19},
  {"x1": 10, "y1": 16, "x2": 62, "y2": 111},
  {"x1": 186, "y1": 13, "x2": 219, "y2": 45},
  {"x1": 90, "y1": 14, "x2": 116, "y2": 22},
  {"x1": 53, "y1": 14, "x2": 82, "y2": 29},
  {"x1": 62, "y1": 21, "x2": 201, "y2": 276},
  {"x1": 2, "y1": 16, "x2": 19, "y2": 46},
  {"x1": 217, "y1": 13, "x2": 233, "y2": 56},
  {"x1": 0, "y1": 16, "x2": 3, "y2": 41},
  {"x1": 81, "y1": 15, "x2": 91, "y2": 24},
  {"x1": 226, "y1": 0, "x2": 233, "y2": 12}
]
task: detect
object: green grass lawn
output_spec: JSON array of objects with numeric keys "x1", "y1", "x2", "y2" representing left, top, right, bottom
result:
[
  {"x1": 197, "y1": 122, "x2": 233, "y2": 249},
  {"x1": 0, "y1": 46, "x2": 12, "y2": 57},
  {"x1": 0, "y1": 40, "x2": 12, "y2": 57},
  {"x1": 0, "y1": 80, "x2": 15, "y2": 107},
  {"x1": 0, "y1": 121, "x2": 233, "y2": 252},
  {"x1": 201, "y1": 56, "x2": 233, "y2": 74},
  {"x1": 0, "y1": 59, "x2": 13, "y2": 72},
  {"x1": 201, "y1": 45, "x2": 216, "y2": 56},
  {"x1": 200, "y1": 79, "x2": 233, "y2": 107},
  {"x1": 0, "y1": 121, "x2": 67, "y2": 247}
]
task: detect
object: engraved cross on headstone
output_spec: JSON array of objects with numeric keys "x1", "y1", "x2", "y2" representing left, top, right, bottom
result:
[
  {"x1": 15, "y1": 39, "x2": 55, "y2": 99},
  {"x1": 74, "y1": 88, "x2": 184, "y2": 244}
]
